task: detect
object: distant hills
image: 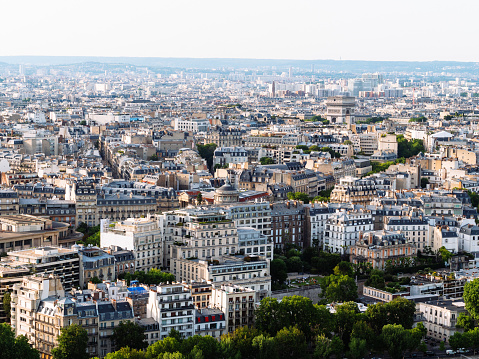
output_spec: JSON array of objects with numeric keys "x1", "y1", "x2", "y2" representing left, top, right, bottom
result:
[{"x1": 0, "y1": 56, "x2": 478, "y2": 74}]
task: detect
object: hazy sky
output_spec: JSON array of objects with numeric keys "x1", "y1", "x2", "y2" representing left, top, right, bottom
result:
[{"x1": 1, "y1": 0, "x2": 478, "y2": 62}]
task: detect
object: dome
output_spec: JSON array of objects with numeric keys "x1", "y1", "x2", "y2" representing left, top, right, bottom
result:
[
  {"x1": 216, "y1": 182, "x2": 238, "y2": 194},
  {"x1": 214, "y1": 179, "x2": 239, "y2": 204}
]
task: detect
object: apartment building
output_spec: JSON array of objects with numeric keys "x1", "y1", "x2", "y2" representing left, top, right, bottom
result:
[
  {"x1": 324, "y1": 210, "x2": 374, "y2": 253},
  {"x1": 100, "y1": 217, "x2": 163, "y2": 272},
  {"x1": 384, "y1": 215, "x2": 430, "y2": 250},
  {"x1": 205, "y1": 127, "x2": 244, "y2": 147},
  {"x1": 305, "y1": 203, "x2": 337, "y2": 247},
  {"x1": 204, "y1": 126, "x2": 244, "y2": 147},
  {"x1": 171, "y1": 255, "x2": 270, "y2": 301},
  {"x1": 165, "y1": 207, "x2": 239, "y2": 265},
  {"x1": 330, "y1": 176, "x2": 377, "y2": 206},
  {"x1": 66, "y1": 182, "x2": 98, "y2": 227},
  {"x1": 97, "y1": 193, "x2": 157, "y2": 223},
  {"x1": 195, "y1": 308, "x2": 226, "y2": 338},
  {"x1": 12, "y1": 274, "x2": 136, "y2": 358},
  {"x1": 270, "y1": 201, "x2": 306, "y2": 249},
  {"x1": 146, "y1": 283, "x2": 195, "y2": 340},
  {"x1": 421, "y1": 195, "x2": 463, "y2": 217},
  {"x1": 211, "y1": 284, "x2": 255, "y2": 334},
  {"x1": 237, "y1": 227, "x2": 273, "y2": 261},
  {"x1": 173, "y1": 118, "x2": 210, "y2": 132},
  {"x1": 418, "y1": 300, "x2": 466, "y2": 343},
  {"x1": 0, "y1": 189, "x2": 19, "y2": 215},
  {"x1": 348, "y1": 231, "x2": 416, "y2": 270},
  {"x1": 222, "y1": 201, "x2": 272, "y2": 240},
  {"x1": 459, "y1": 224, "x2": 479, "y2": 253},
  {"x1": 213, "y1": 147, "x2": 248, "y2": 167},
  {"x1": 188, "y1": 282, "x2": 212, "y2": 309},
  {"x1": 0, "y1": 215, "x2": 74, "y2": 253},
  {"x1": 75, "y1": 245, "x2": 115, "y2": 287}
]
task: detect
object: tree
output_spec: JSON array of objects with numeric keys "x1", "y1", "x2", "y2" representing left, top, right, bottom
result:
[
  {"x1": 52, "y1": 324, "x2": 88, "y2": 359},
  {"x1": 270, "y1": 259, "x2": 288, "y2": 286},
  {"x1": 396, "y1": 135, "x2": 425, "y2": 158},
  {"x1": 180, "y1": 335, "x2": 218, "y2": 359},
  {"x1": 0, "y1": 323, "x2": 39, "y2": 359},
  {"x1": 149, "y1": 154, "x2": 159, "y2": 161},
  {"x1": 3, "y1": 291, "x2": 11, "y2": 321},
  {"x1": 196, "y1": 193, "x2": 203, "y2": 205},
  {"x1": 439, "y1": 246, "x2": 453, "y2": 263},
  {"x1": 286, "y1": 192, "x2": 310, "y2": 204},
  {"x1": 102, "y1": 347, "x2": 146, "y2": 359},
  {"x1": 274, "y1": 326, "x2": 307, "y2": 359},
  {"x1": 334, "y1": 302, "x2": 361, "y2": 345},
  {"x1": 196, "y1": 143, "x2": 217, "y2": 170},
  {"x1": 420, "y1": 177, "x2": 429, "y2": 189},
  {"x1": 364, "y1": 269, "x2": 385, "y2": 289},
  {"x1": 347, "y1": 337, "x2": 367, "y2": 359},
  {"x1": 365, "y1": 297, "x2": 416, "y2": 334},
  {"x1": 380, "y1": 324, "x2": 413, "y2": 359},
  {"x1": 119, "y1": 269, "x2": 175, "y2": 286},
  {"x1": 147, "y1": 337, "x2": 181, "y2": 358},
  {"x1": 333, "y1": 261, "x2": 354, "y2": 277},
  {"x1": 90, "y1": 276, "x2": 102, "y2": 284},
  {"x1": 223, "y1": 326, "x2": 262, "y2": 359},
  {"x1": 260, "y1": 156, "x2": 274, "y2": 165},
  {"x1": 457, "y1": 312, "x2": 475, "y2": 332},
  {"x1": 314, "y1": 335, "x2": 343, "y2": 359},
  {"x1": 252, "y1": 335, "x2": 277, "y2": 359},
  {"x1": 464, "y1": 278, "x2": 479, "y2": 321},
  {"x1": 112, "y1": 321, "x2": 148, "y2": 351},
  {"x1": 320, "y1": 275, "x2": 358, "y2": 303},
  {"x1": 449, "y1": 332, "x2": 470, "y2": 351}
]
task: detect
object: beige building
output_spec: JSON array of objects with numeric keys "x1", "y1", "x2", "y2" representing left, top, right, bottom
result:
[
  {"x1": 11, "y1": 274, "x2": 135, "y2": 359},
  {"x1": 348, "y1": 231, "x2": 417, "y2": 270},
  {"x1": 418, "y1": 300, "x2": 466, "y2": 343},
  {"x1": 330, "y1": 176, "x2": 377, "y2": 206},
  {"x1": 211, "y1": 284, "x2": 255, "y2": 334}
]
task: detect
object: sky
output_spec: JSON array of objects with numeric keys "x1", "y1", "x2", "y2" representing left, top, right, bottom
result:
[{"x1": 1, "y1": 0, "x2": 478, "y2": 62}]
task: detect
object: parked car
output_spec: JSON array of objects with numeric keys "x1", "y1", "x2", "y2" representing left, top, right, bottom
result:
[
  {"x1": 425, "y1": 351, "x2": 435, "y2": 356},
  {"x1": 446, "y1": 349, "x2": 456, "y2": 355}
]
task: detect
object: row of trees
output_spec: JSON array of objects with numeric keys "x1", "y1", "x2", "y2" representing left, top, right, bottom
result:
[
  {"x1": 118, "y1": 269, "x2": 175, "y2": 286},
  {"x1": 67, "y1": 295, "x2": 421, "y2": 359},
  {"x1": 271, "y1": 246, "x2": 342, "y2": 289},
  {"x1": 286, "y1": 188, "x2": 334, "y2": 205}
]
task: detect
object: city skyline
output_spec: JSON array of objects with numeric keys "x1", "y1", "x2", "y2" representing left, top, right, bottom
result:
[{"x1": 2, "y1": 0, "x2": 479, "y2": 62}]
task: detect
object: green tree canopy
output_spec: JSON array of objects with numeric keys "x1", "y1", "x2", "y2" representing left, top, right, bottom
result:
[
  {"x1": 333, "y1": 261, "x2": 354, "y2": 277},
  {"x1": 119, "y1": 269, "x2": 175, "y2": 286},
  {"x1": 286, "y1": 192, "x2": 310, "y2": 204},
  {"x1": 112, "y1": 321, "x2": 148, "y2": 351},
  {"x1": 464, "y1": 278, "x2": 479, "y2": 321},
  {"x1": 52, "y1": 324, "x2": 89, "y2": 359},
  {"x1": 381, "y1": 324, "x2": 416, "y2": 359},
  {"x1": 3, "y1": 291, "x2": 11, "y2": 321},
  {"x1": 314, "y1": 335, "x2": 344, "y2": 359},
  {"x1": 274, "y1": 326, "x2": 307, "y2": 359},
  {"x1": 270, "y1": 259, "x2": 288, "y2": 286},
  {"x1": 0, "y1": 323, "x2": 39, "y2": 359},
  {"x1": 396, "y1": 135, "x2": 425, "y2": 158},
  {"x1": 260, "y1": 157, "x2": 274, "y2": 165},
  {"x1": 320, "y1": 275, "x2": 358, "y2": 303},
  {"x1": 101, "y1": 347, "x2": 146, "y2": 359},
  {"x1": 365, "y1": 297, "x2": 416, "y2": 334},
  {"x1": 196, "y1": 143, "x2": 217, "y2": 169},
  {"x1": 456, "y1": 312, "x2": 475, "y2": 332}
]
